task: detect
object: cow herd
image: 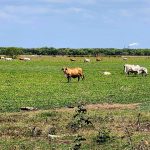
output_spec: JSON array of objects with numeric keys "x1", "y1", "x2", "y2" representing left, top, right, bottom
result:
[
  {"x1": 70, "y1": 58, "x2": 102, "y2": 62},
  {"x1": 62, "y1": 64, "x2": 148, "y2": 82},
  {"x1": 62, "y1": 63, "x2": 148, "y2": 82},
  {"x1": 0, "y1": 56, "x2": 31, "y2": 61}
]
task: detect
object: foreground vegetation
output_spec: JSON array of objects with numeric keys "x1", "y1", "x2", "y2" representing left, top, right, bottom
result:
[{"x1": 0, "y1": 103, "x2": 149, "y2": 150}]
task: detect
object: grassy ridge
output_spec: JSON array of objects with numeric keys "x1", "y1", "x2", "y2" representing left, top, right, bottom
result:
[{"x1": 0, "y1": 56, "x2": 150, "y2": 112}]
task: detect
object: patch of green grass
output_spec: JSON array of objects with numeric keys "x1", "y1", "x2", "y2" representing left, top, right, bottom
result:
[{"x1": 0, "y1": 56, "x2": 150, "y2": 112}]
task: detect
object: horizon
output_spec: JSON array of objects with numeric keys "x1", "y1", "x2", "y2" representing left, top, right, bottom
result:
[{"x1": 0, "y1": 46, "x2": 150, "y2": 50}]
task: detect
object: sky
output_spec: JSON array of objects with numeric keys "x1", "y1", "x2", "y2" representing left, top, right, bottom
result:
[{"x1": 0, "y1": 0, "x2": 150, "y2": 48}]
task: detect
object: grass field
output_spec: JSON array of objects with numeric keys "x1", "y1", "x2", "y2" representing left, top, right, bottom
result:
[
  {"x1": 0, "y1": 56, "x2": 150, "y2": 149},
  {"x1": 0, "y1": 56, "x2": 150, "y2": 112}
]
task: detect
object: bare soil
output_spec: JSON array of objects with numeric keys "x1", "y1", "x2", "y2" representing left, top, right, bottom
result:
[{"x1": 56, "y1": 103, "x2": 140, "y2": 112}]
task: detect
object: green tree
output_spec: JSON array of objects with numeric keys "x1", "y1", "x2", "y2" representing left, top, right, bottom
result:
[{"x1": 4, "y1": 47, "x2": 23, "y2": 59}]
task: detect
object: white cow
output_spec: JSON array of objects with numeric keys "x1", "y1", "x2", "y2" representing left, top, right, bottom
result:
[
  {"x1": 124, "y1": 64, "x2": 139, "y2": 75},
  {"x1": 84, "y1": 58, "x2": 90, "y2": 62},
  {"x1": 124, "y1": 64, "x2": 148, "y2": 76},
  {"x1": 103, "y1": 71, "x2": 111, "y2": 75},
  {"x1": 5, "y1": 58, "x2": 13, "y2": 61},
  {"x1": 24, "y1": 58, "x2": 31, "y2": 61},
  {"x1": 123, "y1": 57, "x2": 127, "y2": 60},
  {"x1": 0, "y1": 56, "x2": 5, "y2": 59}
]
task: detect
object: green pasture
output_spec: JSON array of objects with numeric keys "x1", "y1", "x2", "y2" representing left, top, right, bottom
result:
[{"x1": 0, "y1": 56, "x2": 150, "y2": 112}]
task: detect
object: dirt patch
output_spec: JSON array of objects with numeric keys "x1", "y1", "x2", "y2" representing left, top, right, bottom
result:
[
  {"x1": 86, "y1": 103, "x2": 140, "y2": 110},
  {"x1": 56, "y1": 103, "x2": 140, "y2": 112}
]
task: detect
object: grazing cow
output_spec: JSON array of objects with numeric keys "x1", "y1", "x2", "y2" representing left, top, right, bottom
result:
[
  {"x1": 70, "y1": 58, "x2": 76, "y2": 61},
  {"x1": 124, "y1": 64, "x2": 148, "y2": 76},
  {"x1": 123, "y1": 57, "x2": 127, "y2": 60},
  {"x1": 84, "y1": 58, "x2": 90, "y2": 62},
  {"x1": 102, "y1": 71, "x2": 111, "y2": 75},
  {"x1": 0, "y1": 56, "x2": 5, "y2": 59},
  {"x1": 24, "y1": 57, "x2": 31, "y2": 61},
  {"x1": 19, "y1": 57, "x2": 31, "y2": 61},
  {"x1": 124, "y1": 64, "x2": 140, "y2": 75},
  {"x1": 62, "y1": 67, "x2": 84, "y2": 82},
  {"x1": 96, "y1": 58, "x2": 102, "y2": 61},
  {"x1": 5, "y1": 58, "x2": 13, "y2": 61},
  {"x1": 19, "y1": 58, "x2": 24, "y2": 60}
]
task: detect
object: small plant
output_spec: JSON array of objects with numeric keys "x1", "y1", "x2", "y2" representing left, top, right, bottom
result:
[
  {"x1": 76, "y1": 104, "x2": 87, "y2": 114},
  {"x1": 95, "y1": 127, "x2": 112, "y2": 144},
  {"x1": 136, "y1": 113, "x2": 141, "y2": 131},
  {"x1": 31, "y1": 126, "x2": 42, "y2": 137},
  {"x1": 67, "y1": 103, "x2": 93, "y2": 132},
  {"x1": 72, "y1": 143, "x2": 81, "y2": 150},
  {"x1": 72, "y1": 135, "x2": 86, "y2": 150},
  {"x1": 74, "y1": 135, "x2": 86, "y2": 143}
]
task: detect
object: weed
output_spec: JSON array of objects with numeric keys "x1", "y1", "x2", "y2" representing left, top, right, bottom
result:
[{"x1": 95, "y1": 127, "x2": 113, "y2": 144}]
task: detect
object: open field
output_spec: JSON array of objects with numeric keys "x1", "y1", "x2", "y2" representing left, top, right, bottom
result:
[
  {"x1": 0, "y1": 56, "x2": 150, "y2": 112},
  {"x1": 0, "y1": 56, "x2": 150, "y2": 149}
]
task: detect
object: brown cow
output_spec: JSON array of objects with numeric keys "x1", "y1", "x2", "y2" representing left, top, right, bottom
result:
[
  {"x1": 70, "y1": 58, "x2": 76, "y2": 61},
  {"x1": 96, "y1": 58, "x2": 102, "y2": 61},
  {"x1": 19, "y1": 58, "x2": 24, "y2": 60},
  {"x1": 62, "y1": 67, "x2": 84, "y2": 82}
]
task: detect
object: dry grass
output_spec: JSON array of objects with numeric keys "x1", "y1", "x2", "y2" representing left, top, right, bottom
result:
[{"x1": 0, "y1": 103, "x2": 149, "y2": 149}]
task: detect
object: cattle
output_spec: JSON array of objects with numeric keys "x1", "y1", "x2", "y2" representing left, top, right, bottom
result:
[
  {"x1": 84, "y1": 58, "x2": 90, "y2": 62},
  {"x1": 123, "y1": 57, "x2": 127, "y2": 60},
  {"x1": 62, "y1": 67, "x2": 84, "y2": 82},
  {"x1": 124, "y1": 64, "x2": 148, "y2": 76},
  {"x1": 19, "y1": 57, "x2": 31, "y2": 61},
  {"x1": 124, "y1": 64, "x2": 141, "y2": 75},
  {"x1": 24, "y1": 57, "x2": 31, "y2": 61},
  {"x1": 5, "y1": 58, "x2": 13, "y2": 61},
  {"x1": 102, "y1": 71, "x2": 111, "y2": 75},
  {"x1": 70, "y1": 58, "x2": 76, "y2": 61},
  {"x1": 0, "y1": 56, "x2": 5, "y2": 59},
  {"x1": 96, "y1": 58, "x2": 102, "y2": 61},
  {"x1": 19, "y1": 58, "x2": 24, "y2": 60}
]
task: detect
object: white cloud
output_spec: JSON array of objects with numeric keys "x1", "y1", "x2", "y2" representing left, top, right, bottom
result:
[
  {"x1": 128, "y1": 42, "x2": 139, "y2": 47},
  {"x1": 0, "y1": 4, "x2": 90, "y2": 24},
  {"x1": 1, "y1": 0, "x2": 149, "y2": 26}
]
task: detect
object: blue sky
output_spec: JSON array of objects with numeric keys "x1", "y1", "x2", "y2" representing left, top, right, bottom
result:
[{"x1": 0, "y1": 0, "x2": 150, "y2": 48}]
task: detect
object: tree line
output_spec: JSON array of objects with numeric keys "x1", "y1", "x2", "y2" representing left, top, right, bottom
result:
[{"x1": 0, "y1": 47, "x2": 150, "y2": 58}]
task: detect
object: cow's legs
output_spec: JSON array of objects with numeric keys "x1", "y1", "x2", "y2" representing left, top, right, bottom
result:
[
  {"x1": 78, "y1": 76, "x2": 80, "y2": 82},
  {"x1": 82, "y1": 75, "x2": 85, "y2": 80},
  {"x1": 67, "y1": 76, "x2": 71, "y2": 82}
]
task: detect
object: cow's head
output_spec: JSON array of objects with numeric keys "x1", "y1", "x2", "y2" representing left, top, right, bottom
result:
[
  {"x1": 143, "y1": 68, "x2": 148, "y2": 76},
  {"x1": 62, "y1": 67, "x2": 68, "y2": 73},
  {"x1": 140, "y1": 67, "x2": 148, "y2": 76}
]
